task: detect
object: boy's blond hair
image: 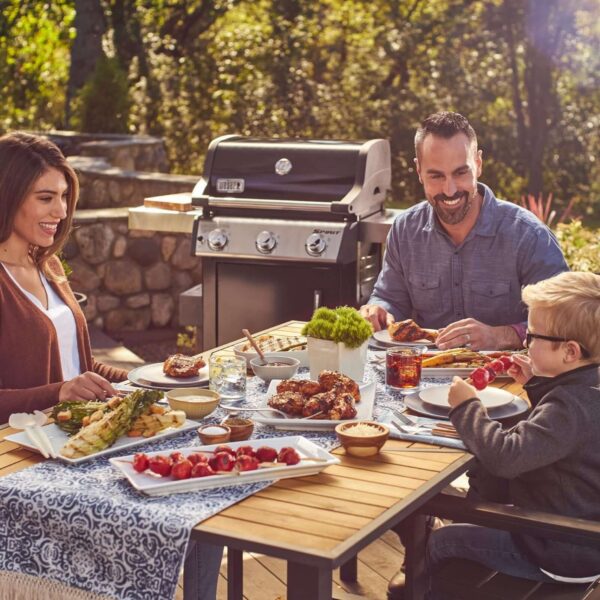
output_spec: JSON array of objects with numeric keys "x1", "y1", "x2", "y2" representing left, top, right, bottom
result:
[{"x1": 522, "y1": 272, "x2": 600, "y2": 361}]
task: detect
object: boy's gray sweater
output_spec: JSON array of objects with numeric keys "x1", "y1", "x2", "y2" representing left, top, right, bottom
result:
[{"x1": 450, "y1": 364, "x2": 600, "y2": 577}]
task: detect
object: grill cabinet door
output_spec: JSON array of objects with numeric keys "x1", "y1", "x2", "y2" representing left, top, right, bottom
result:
[{"x1": 203, "y1": 260, "x2": 356, "y2": 348}]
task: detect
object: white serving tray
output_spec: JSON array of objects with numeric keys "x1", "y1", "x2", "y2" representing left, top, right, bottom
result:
[
  {"x1": 6, "y1": 419, "x2": 200, "y2": 464},
  {"x1": 252, "y1": 379, "x2": 376, "y2": 431},
  {"x1": 109, "y1": 436, "x2": 339, "y2": 496}
]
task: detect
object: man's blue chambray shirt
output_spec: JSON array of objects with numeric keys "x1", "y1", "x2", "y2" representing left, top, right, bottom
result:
[{"x1": 369, "y1": 183, "x2": 569, "y2": 330}]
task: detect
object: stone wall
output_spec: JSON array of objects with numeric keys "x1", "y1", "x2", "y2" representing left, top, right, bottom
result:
[
  {"x1": 35, "y1": 131, "x2": 203, "y2": 336},
  {"x1": 65, "y1": 209, "x2": 202, "y2": 332}
]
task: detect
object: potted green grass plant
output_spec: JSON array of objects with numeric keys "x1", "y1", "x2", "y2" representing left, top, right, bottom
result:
[{"x1": 302, "y1": 306, "x2": 373, "y2": 381}]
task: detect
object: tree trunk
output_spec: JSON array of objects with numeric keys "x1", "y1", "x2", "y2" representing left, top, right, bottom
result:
[{"x1": 65, "y1": 0, "x2": 106, "y2": 127}]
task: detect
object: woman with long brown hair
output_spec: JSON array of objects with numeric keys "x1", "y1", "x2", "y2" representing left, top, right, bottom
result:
[{"x1": 0, "y1": 132, "x2": 127, "y2": 423}]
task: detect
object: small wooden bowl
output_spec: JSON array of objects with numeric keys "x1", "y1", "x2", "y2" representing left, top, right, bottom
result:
[
  {"x1": 335, "y1": 421, "x2": 389, "y2": 457},
  {"x1": 221, "y1": 417, "x2": 254, "y2": 442},
  {"x1": 198, "y1": 424, "x2": 231, "y2": 445}
]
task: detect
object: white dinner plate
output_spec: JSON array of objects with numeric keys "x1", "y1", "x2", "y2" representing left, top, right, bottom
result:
[
  {"x1": 404, "y1": 393, "x2": 528, "y2": 421},
  {"x1": 109, "y1": 436, "x2": 339, "y2": 496},
  {"x1": 251, "y1": 379, "x2": 376, "y2": 431},
  {"x1": 372, "y1": 330, "x2": 435, "y2": 348},
  {"x1": 419, "y1": 385, "x2": 515, "y2": 409},
  {"x1": 128, "y1": 363, "x2": 209, "y2": 388},
  {"x1": 5, "y1": 419, "x2": 200, "y2": 464}
]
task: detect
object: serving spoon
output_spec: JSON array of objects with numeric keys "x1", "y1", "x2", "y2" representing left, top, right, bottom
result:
[
  {"x1": 241, "y1": 329, "x2": 268, "y2": 365},
  {"x1": 8, "y1": 411, "x2": 57, "y2": 459}
]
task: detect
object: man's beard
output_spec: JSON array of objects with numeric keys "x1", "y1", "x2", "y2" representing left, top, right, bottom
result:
[{"x1": 431, "y1": 190, "x2": 473, "y2": 225}]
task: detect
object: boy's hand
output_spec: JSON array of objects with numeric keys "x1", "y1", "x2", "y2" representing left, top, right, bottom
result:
[
  {"x1": 507, "y1": 354, "x2": 533, "y2": 385},
  {"x1": 448, "y1": 376, "x2": 477, "y2": 408}
]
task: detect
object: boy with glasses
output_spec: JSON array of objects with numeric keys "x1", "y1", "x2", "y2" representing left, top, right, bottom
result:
[{"x1": 426, "y1": 271, "x2": 600, "y2": 593}]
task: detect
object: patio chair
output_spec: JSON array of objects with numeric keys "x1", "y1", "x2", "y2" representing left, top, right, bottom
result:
[{"x1": 414, "y1": 492, "x2": 600, "y2": 599}]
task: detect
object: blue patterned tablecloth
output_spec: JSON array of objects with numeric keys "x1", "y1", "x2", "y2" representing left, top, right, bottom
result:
[{"x1": 0, "y1": 358, "x2": 452, "y2": 600}]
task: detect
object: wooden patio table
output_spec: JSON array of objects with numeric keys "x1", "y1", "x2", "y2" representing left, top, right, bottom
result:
[{"x1": 0, "y1": 320, "x2": 528, "y2": 600}]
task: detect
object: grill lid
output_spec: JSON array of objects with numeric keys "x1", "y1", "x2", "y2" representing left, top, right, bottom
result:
[{"x1": 192, "y1": 135, "x2": 391, "y2": 219}]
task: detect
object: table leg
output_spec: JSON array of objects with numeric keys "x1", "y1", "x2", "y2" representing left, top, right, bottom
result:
[
  {"x1": 227, "y1": 547, "x2": 243, "y2": 600},
  {"x1": 339, "y1": 555, "x2": 357, "y2": 582},
  {"x1": 404, "y1": 513, "x2": 428, "y2": 600},
  {"x1": 287, "y1": 562, "x2": 331, "y2": 600}
]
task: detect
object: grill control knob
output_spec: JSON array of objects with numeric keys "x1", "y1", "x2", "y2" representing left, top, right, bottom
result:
[
  {"x1": 207, "y1": 228, "x2": 228, "y2": 251},
  {"x1": 305, "y1": 233, "x2": 327, "y2": 257},
  {"x1": 256, "y1": 230, "x2": 277, "y2": 254}
]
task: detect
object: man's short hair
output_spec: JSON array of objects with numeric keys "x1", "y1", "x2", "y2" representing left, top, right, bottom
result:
[
  {"x1": 522, "y1": 272, "x2": 600, "y2": 361},
  {"x1": 414, "y1": 111, "x2": 477, "y2": 158}
]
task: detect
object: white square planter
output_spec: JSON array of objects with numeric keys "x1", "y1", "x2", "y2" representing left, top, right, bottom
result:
[{"x1": 307, "y1": 337, "x2": 368, "y2": 382}]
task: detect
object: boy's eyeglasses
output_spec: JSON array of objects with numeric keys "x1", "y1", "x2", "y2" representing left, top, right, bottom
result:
[{"x1": 525, "y1": 331, "x2": 590, "y2": 359}]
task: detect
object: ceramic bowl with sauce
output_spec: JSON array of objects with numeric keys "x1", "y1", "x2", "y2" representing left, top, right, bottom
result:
[
  {"x1": 198, "y1": 424, "x2": 231, "y2": 445},
  {"x1": 249, "y1": 354, "x2": 300, "y2": 383},
  {"x1": 335, "y1": 421, "x2": 389, "y2": 457},
  {"x1": 221, "y1": 417, "x2": 254, "y2": 441},
  {"x1": 166, "y1": 388, "x2": 220, "y2": 420}
]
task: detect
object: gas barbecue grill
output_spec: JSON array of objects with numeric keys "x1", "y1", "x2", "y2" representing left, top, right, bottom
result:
[{"x1": 190, "y1": 135, "x2": 392, "y2": 349}]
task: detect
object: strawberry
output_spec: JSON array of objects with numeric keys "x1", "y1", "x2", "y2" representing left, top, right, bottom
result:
[
  {"x1": 214, "y1": 445, "x2": 236, "y2": 456},
  {"x1": 236, "y1": 445, "x2": 256, "y2": 458},
  {"x1": 187, "y1": 452, "x2": 209, "y2": 465},
  {"x1": 255, "y1": 446, "x2": 278, "y2": 463},
  {"x1": 132, "y1": 452, "x2": 149, "y2": 473},
  {"x1": 209, "y1": 451, "x2": 235, "y2": 472},
  {"x1": 236, "y1": 455, "x2": 259, "y2": 472},
  {"x1": 470, "y1": 367, "x2": 490, "y2": 391},
  {"x1": 171, "y1": 459, "x2": 193, "y2": 480},
  {"x1": 498, "y1": 355, "x2": 513, "y2": 371},
  {"x1": 488, "y1": 359, "x2": 506, "y2": 374},
  {"x1": 278, "y1": 447, "x2": 301, "y2": 465},
  {"x1": 170, "y1": 451, "x2": 185, "y2": 463},
  {"x1": 148, "y1": 455, "x2": 172, "y2": 477},
  {"x1": 484, "y1": 366, "x2": 497, "y2": 383},
  {"x1": 191, "y1": 463, "x2": 216, "y2": 478}
]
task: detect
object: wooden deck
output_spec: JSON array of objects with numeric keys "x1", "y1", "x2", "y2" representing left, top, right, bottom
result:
[{"x1": 175, "y1": 529, "x2": 404, "y2": 600}]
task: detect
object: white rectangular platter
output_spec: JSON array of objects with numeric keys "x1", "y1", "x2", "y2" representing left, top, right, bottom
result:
[
  {"x1": 252, "y1": 379, "x2": 376, "y2": 431},
  {"x1": 5, "y1": 419, "x2": 199, "y2": 464},
  {"x1": 109, "y1": 436, "x2": 339, "y2": 496}
]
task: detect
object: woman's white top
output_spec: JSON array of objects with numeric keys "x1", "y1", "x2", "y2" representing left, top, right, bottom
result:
[{"x1": 1, "y1": 263, "x2": 81, "y2": 380}]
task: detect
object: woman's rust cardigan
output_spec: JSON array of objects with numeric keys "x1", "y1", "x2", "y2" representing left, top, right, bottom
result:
[{"x1": 0, "y1": 255, "x2": 128, "y2": 424}]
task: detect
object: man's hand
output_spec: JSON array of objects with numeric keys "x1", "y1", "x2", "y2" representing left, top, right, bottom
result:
[
  {"x1": 448, "y1": 376, "x2": 478, "y2": 409},
  {"x1": 436, "y1": 318, "x2": 522, "y2": 350},
  {"x1": 359, "y1": 304, "x2": 394, "y2": 332},
  {"x1": 506, "y1": 354, "x2": 534, "y2": 385},
  {"x1": 59, "y1": 371, "x2": 117, "y2": 402}
]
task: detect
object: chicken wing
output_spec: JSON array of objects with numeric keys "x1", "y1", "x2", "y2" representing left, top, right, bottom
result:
[{"x1": 318, "y1": 370, "x2": 361, "y2": 402}]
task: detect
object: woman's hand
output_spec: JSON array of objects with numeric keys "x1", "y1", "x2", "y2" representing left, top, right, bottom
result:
[
  {"x1": 58, "y1": 371, "x2": 117, "y2": 402},
  {"x1": 506, "y1": 354, "x2": 533, "y2": 385},
  {"x1": 448, "y1": 376, "x2": 477, "y2": 409}
]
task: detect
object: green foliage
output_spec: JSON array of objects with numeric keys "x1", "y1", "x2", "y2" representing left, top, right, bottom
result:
[
  {"x1": 177, "y1": 326, "x2": 198, "y2": 353},
  {"x1": 555, "y1": 221, "x2": 600, "y2": 273},
  {"x1": 59, "y1": 253, "x2": 73, "y2": 278},
  {"x1": 0, "y1": 0, "x2": 74, "y2": 130},
  {"x1": 302, "y1": 306, "x2": 373, "y2": 349},
  {"x1": 0, "y1": 0, "x2": 598, "y2": 218},
  {"x1": 73, "y1": 56, "x2": 130, "y2": 133}
]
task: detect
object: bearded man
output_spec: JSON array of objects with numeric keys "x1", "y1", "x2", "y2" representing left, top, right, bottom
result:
[{"x1": 360, "y1": 111, "x2": 568, "y2": 351}]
